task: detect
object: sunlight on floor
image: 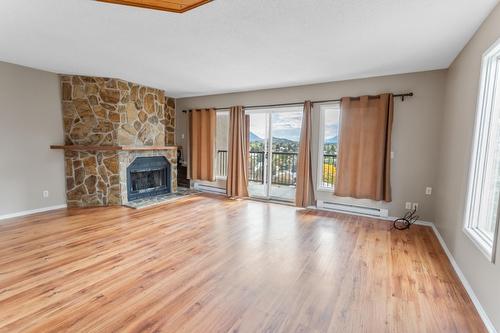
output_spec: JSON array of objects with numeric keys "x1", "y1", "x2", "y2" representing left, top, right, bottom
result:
[{"x1": 248, "y1": 181, "x2": 296, "y2": 201}]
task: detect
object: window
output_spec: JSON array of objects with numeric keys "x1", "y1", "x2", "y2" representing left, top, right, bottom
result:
[
  {"x1": 317, "y1": 102, "x2": 341, "y2": 191},
  {"x1": 215, "y1": 111, "x2": 229, "y2": 179},
  {"x1": 464, "y1": 38, "x2": 500, "y2": 262}
]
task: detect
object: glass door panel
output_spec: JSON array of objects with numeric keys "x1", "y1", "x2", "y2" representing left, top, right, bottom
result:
[
  {"x1": 246, "y1": 107, "x2": 302, "y2": 202},
  {"x1": 247, "y1": 112, "x2": 269, "y2": 198},
  {"x1": 269, "y1": 108, "x2": 303, "y2": 201}
]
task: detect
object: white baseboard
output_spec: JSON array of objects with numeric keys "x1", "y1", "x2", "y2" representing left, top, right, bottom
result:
[
  {"x1": 428, "y1": 222, "x2": 497, "y2": 333},
  {"x1": 412, "y1": 219, "x2": 434, "y2": 227},
  {"x1": 0, "y1": 204, "x2": 67, "y2": 221},
  {"x1": 310, "y1": 206, "x2": 496, "y2": 332}
]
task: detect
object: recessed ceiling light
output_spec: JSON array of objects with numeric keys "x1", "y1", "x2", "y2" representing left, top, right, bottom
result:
[{"x1": 96, "y1": 0, "x2": 212, "y2": 13}]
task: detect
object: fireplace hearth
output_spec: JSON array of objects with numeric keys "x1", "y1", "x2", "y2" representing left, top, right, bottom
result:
[{"x1": 127, "y1": 156, "x2": 171, "y2": 202}]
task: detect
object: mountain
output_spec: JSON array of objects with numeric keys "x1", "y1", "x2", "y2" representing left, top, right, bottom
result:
[
  {"x1": 249, "y1": 132, "x2": 263, "y2": 142},
  {"x1": 251, "y1": 131, "x2": 336, "y2": 145},
  {"x1": 272, "y1": 137, "x2": 297, "y2": 144},
  {"x1": 325, "y1": 136, "x2": 338, "y2": 144}
]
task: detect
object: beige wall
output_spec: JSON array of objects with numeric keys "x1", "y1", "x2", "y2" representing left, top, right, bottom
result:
[
  {"x1": 177, "y1": 70, "x2": 447, "y2": 221},
  {"x1": 435, "y1": 3, "x2": 500, "y2": 330},
  {"x1": 0, "y1": 61, "x2": 66, "y2": 216}
]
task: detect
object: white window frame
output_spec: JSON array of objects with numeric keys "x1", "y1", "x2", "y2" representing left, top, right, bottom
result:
[
  {"x1": 317, "y1": 102, "x2": 340, "y2": 192},
  {"x1": 463, "y1": 38, "x2": 500, "y2": 263},
  {"x1": 215, "y1": 110, "x2": 229, "y2": 180}
]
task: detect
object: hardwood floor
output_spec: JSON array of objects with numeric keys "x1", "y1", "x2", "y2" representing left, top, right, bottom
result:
[{"x1": 0, "y1": 194, "x2": 486, "y2": 332}]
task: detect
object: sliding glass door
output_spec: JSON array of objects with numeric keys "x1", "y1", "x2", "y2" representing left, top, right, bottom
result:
[
  {"x1": 247, "y1": 111, "x2": 269, "y2": 197},
  {"x1": 247, "y1": 106, "x2": 303, "y2": 201}
]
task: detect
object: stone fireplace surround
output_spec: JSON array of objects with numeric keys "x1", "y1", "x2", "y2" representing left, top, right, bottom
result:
[
  {"x1": 55, "y1": 75, "x2": 177, "y2": 207},
  {"x1": 119, "y1": 150, "x2": 176, "y2": 204},
  {"x1": 126, "y1": 156, "x2": 171, "y2": 202}
]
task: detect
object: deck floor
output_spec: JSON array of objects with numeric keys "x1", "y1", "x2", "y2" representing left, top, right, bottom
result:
[{"x1": 248, "y1": 181, "x2": 295, "y2": 201}]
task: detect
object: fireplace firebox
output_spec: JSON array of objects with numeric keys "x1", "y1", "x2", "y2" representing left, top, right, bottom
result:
[{"x1": 127, "y1": 156, "x2": 171, "y2": 201}]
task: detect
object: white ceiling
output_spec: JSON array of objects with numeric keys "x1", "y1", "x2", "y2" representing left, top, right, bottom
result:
[{"x1": 0, "y1": 0, "x2": 498, "y2": 97}]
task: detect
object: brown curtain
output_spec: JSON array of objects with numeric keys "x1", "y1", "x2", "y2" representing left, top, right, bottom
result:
[
  {"x1": 189, "y1": 108, "x2": 216, "y2": 181},
  {"x1": 334, "y1": 94, "x2": 394, "y2": 201},
  {"x1": 226, "y1": 106, "x2": 249, "y2": 198},
  {"x1": 295, "y1": 101, "x2": 315, "y2": 207}
]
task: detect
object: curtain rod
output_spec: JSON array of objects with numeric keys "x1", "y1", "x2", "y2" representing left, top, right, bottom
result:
[{"x1": 181, "y1": 92, "x2": 413, "y2": 113}]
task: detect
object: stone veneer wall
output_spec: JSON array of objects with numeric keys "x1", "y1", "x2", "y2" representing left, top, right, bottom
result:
[
  {"x1": 60, "y1": 75, "x2": 177, "y2": 207},
  {"x1": 65, "y1": 150, "x2": 121, "y2": 207},
  {"x1": 60, "y1": 75, "x2": 175, "y2": 146}
]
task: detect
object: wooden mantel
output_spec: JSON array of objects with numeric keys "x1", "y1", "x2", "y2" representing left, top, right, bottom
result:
[{"x1": 50, "y1": 145, "x2": 179, "y2": 151}]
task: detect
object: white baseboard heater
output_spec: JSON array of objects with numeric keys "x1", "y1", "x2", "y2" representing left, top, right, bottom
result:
[
  {"x1": 193, "y1": 183, "x2": 227, "y2": 195},
  {"x1": 316, "y1": 200, "x2": 389, "y2": 218}
]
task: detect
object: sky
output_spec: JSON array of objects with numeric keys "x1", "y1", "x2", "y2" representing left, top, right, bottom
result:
[
  {"x1": 248, "y1": 106, "x2": 340, "y2": 142},
  {"x1": 248, "y1": 107, "x2": 303, "y2": 141},
  {"x1": 324, "y1": 107, "x2": 340, "y2": 139}
]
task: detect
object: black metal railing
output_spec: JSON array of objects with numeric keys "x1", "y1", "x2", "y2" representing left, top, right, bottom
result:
[
  {"x1": 249, "y1": 151, "x2": 265, "y2": 183},
  {"x1": 271, "y1": 152, "x2": 298, "y2": 185},
  {"x1": 216, "y1": 150, "x2": 337, "y2": 187},
  {"x1": 217, "y1": 150, "x2": 265, "y2": 181},
  {"x1": 321, "y1": 154, "x2": 337, "y2": 188}
]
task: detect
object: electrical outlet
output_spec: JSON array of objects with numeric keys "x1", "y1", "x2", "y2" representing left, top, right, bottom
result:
[
  {"x1": 412, "y1": 202, "x2": 419, "y2": 210},
  {"x1": 43, "y1": 190, "x2": 49, "y2": 198},
  {"x1": 405, "y1": 202, "x2": 412, "y2": 210},
  {"x1": 425, "y1": 187, "x2": 432, "y2": 195}
]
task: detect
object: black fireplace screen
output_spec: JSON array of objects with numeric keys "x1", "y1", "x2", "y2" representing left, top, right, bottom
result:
[
  {"x1": 127, "y1": 156, "x2": 171, "y2": 201},
  {"x1": 130, "y1": 169, "x2": 164, "y2": 192}
]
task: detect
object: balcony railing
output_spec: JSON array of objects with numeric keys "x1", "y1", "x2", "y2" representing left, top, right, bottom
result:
[
  {"x1": 271, "y1": 152, "x2": 298, "y2": 185},
  {"x1": 321, "y1": 154, "x2": 337, "y2": 189},
  {"x1": 248, "y1": 151, "x2": 265, "y2": 183},
  {"x1": 216, "y1": 150, "x2": 337, "y2": 187}
]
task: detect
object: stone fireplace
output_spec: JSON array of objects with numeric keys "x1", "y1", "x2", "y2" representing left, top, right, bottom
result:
[{"x1": 55, "y1": 75, "x2": 177, "y2": 207}]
